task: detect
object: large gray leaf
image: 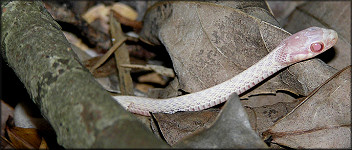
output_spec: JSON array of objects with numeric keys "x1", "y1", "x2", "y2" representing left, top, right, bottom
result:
[{"x1": 263, "y1": 66, "x2": 351, "y2": 148}]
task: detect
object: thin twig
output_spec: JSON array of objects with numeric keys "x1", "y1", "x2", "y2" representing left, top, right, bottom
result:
[
  {"x1": 120, "y1": 64, "x2": 175, "y2": 77},
  {"x1": 89, "y1": 37, "x2": 127, "y2": 72}
]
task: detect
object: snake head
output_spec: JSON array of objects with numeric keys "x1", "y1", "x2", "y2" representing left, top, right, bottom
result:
[{"x1": 276, "y1": 27, "x2": 338, "y2": 65}]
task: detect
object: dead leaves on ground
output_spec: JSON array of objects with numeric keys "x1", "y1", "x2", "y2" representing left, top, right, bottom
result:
[
  {"x1": 80, "y1": 2, "x2": 172, "y2": 95},
  {"x1": 82, "y1": 2, "x2": 141, "y2": 31},
  {"x1": 1, "y1": 100, "x2": 60, "y2": 149},
  {"x1": 2, "y1": 116, "x2": 48, "y2": 149}
]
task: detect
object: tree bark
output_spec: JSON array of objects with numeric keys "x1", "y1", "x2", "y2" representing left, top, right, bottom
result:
[{"x1": 1, "y1": 1, "x2": 168, "y2": 148}]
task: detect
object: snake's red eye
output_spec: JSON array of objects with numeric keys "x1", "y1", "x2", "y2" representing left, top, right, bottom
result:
[{"x1": 310, "y1": 42, "x2": 324, "y2": 52}]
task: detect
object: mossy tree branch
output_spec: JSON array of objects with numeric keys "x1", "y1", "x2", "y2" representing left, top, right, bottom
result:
[{"x1": 1, "y1": 1, "x2": 168, "y2": 148}]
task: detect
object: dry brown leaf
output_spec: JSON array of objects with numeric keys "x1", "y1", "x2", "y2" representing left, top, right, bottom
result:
[
  {"x1": 84, "y1": 56, "x2": 117, "y2": 78},
  {"x1": 7, "y1": 127, "x2": 42, "y2": 149},
  {"x1": 1, "y1": 135, "x2": 15, "y2": 149},
  {"x1": 147, "y1": 78, "x2": 181, "y2": 99},
  {"x1": 63, "y1": 31, "x2": 90, "y2": 53},
  {"x1": 263, "y1": 66, "x2": 351, "y2": 148},
  {"x1": 138, "y1": 72, "x2": 167, "y2": 86},
  {"x1": 82, "y1": 4, "x2": 110, "y2": 24},
  {"x1": 241, "y1": 92, "x2": 302, "y2": 136},
  {"x1": 244, "y1": 99, "x2": 301, "y2": 137},
  {"x1": 135, "y1": 83, "x2": 154, "y2": 94},
  {"x1": 284, "y1": 1, "x2": 351, "y2": 70},
  {"x1": 173, "y1": 94, "x2": 267, "y2": 148},
  {"x1": 82, "y1": 2, "x2": 141, "y2": 31},
  {"x1": 111, "y1": 3, "x2": 138, "y2": 21},
  {"x1": 39, "y1": 137, "x2": 48, "y2": 149},
  {"x1": 112, "y1": 11, "x2": 143, "y2": 31},
  {"x1": 5, "y1": 116, "x2": 47, "y2": 149},
  {"x1": 152, "y1": 109, "x2": 220, "y2": 146}
]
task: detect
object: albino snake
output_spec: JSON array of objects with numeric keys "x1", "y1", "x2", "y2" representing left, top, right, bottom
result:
[{"x1": 113, "y1": 27, "x2": 338, "y2": 116}]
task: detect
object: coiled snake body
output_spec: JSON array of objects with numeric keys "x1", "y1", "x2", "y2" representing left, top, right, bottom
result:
[{"x1": 113, "y1": 27, "x2": 338, "y2": 116}]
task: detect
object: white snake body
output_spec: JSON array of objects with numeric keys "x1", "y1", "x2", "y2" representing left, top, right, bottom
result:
[{"x1": 113, "y1": 27, "x2": 338, "y2": 116}]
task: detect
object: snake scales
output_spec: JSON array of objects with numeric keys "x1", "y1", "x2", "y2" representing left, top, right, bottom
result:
[{"x1": 113, "y1": 27, "x2": 338, "y2": 116}]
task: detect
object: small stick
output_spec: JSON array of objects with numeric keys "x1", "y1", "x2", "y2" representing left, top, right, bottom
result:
[
  {"x1": 89, "y1": 37, "x2": 127, "y2": 73},
  {"x1": 120, "y1": 64, "x2": 175, "y2": 77}
]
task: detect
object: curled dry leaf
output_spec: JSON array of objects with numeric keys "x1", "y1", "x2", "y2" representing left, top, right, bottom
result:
[
  {"x1": 6, "y1": 127, "x2": 48, "y2": 149},
  {"x1": 5, "y1": 116, "x2": 48, "y2": 149},
  {"x1": 263, "y1": 66, "x2": 351, "y2": 148},
  {"x1": 82, "y1": 4, "x2": 110, "y2": 24},
  {"x1": 284, "y1": 1, "x2": 351, "y2": 70},
  {"x1": 111, "y1": 3, "x2": 138, "y2": 21}
]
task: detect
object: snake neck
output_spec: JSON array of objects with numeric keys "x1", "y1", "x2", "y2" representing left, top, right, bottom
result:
[
  {"x1": 192, "y1": 50, "x2": 285, "y2": 102},
  {"x1": 227, "y1": 50, "x2": 286, "y2": 94}
]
